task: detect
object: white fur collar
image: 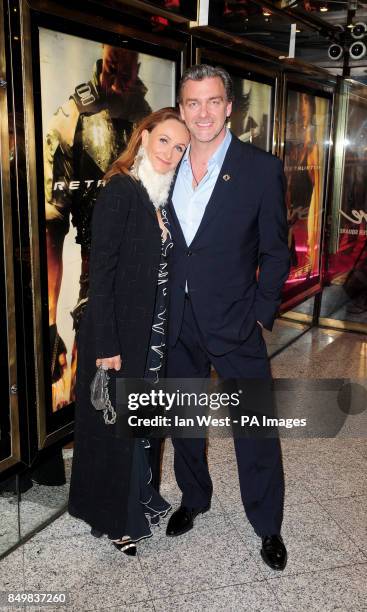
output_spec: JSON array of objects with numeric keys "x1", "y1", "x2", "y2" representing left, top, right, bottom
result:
[{"x1": 131, "y1": 146, "x2": 174, "y2": 210}]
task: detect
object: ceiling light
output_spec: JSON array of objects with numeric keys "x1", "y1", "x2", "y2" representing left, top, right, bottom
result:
[
  {"x1": 328, "y1": 43, "x2": 343, "y2": 60},
  {"x1": 320, "y1": 5, "x2": 328, "y2": 12},
  {"x1": 349, "y1": 40, "x2": 367, "y2": 60},
  {"x1": 263, "y1": 10, "x2": 271, "y2": 16},
  {"x1": 351, "y1": 22, "x2": 367, "y2": 40}
]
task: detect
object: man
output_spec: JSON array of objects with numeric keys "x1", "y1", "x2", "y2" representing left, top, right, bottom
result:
[
  {"x1": 44, "y1": 46, "x2": 151, "y2": 408},
  {"x1": 165, "y1": 65, "x2": 290, "y2": 570}
]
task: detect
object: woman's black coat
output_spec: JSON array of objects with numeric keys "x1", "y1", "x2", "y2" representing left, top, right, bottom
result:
[{"x1": 68, "y1": 174, "x2": 162, "y2": 538}]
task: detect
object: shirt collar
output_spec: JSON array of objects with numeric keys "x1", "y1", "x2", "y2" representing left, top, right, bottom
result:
[
  {"x1": 209, "y1": 128, "x2": 232, "y2": 169},
  {"x1": 182, "y1": 128, "x2": 232, "y2": 173}
]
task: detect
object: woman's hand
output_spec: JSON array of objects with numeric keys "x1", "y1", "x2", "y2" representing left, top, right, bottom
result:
[{"x1": 96, "y1": 355, "x2": 122, "y2": 371}]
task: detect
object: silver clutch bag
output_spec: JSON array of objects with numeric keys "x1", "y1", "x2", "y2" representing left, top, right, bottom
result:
[{"x1": 90, "y1": 365, "x2": 116, "y2": 425}]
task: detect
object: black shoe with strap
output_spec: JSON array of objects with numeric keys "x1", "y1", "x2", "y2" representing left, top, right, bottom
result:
[
  {"x1": 111, "y1": 538, "x2": 137, "y2": 556},
  {"x1": 90, "y1": 528, "x2": 137, "y2": 556},
  {"x1": 166, "y1": 504, "x2": 210, "y2": 537}
]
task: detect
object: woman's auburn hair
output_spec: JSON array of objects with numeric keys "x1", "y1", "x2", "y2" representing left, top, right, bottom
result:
[{"x1": 104, "y1": 107, "x2": 186, "y2": 181}]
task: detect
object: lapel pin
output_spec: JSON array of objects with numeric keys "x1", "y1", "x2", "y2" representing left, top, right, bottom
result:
[{"x1": 223, "y1": 174, "x2": 231, "y2": 181}]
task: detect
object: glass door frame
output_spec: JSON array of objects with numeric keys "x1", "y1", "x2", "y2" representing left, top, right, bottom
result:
[{"x1": 0, "y1": 0, "x2": 21, "y2": 475}]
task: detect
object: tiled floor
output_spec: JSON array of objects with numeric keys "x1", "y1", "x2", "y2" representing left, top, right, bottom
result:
[{"x1": 0, "y1": 327, "x2": 366, "y2": 611}]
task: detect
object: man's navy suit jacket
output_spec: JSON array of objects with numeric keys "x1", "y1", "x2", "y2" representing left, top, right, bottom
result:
[{"x1": 167, "y1": 134, "x2": 291, "y2": 356}]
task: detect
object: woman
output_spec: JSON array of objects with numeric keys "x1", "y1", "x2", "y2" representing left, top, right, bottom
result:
[{"x1": 68, "y1": 108, "x2": 189, "y2": 555}]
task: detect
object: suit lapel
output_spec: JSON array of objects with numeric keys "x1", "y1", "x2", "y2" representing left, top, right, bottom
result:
[
  {"x1": 167, "y1": 199, "x2": 187, "y2": 246},
  {"x1": 167, "y1": 136, "x2": 253, "y2": 247},
  {"x1": 190, "y1": 136, "x2": 251, "y2": 246}
]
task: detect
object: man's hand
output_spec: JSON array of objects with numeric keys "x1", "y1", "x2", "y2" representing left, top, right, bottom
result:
[{"x1": 96, "y1": 355, "x2": 122, "y2": 370}]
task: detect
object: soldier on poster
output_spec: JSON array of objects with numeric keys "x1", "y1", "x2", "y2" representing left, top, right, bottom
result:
[{"x1": 44, "y1": 44, "x2": 151, "y2": 410}]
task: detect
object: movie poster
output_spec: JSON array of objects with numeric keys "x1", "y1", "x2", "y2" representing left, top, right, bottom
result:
[
  {"x1": 228, "y1": 77, "x2": 273, "y2": 152},
  {"x1": 39, "y1": 28, "x2": 176, "y2": 411},
  {"x1": 337, "y1": 94, "x2": 367, "y2": 246},
  {"x1": 325, "y1": 88, "x2": 367, "y2": 311},
  {"x1": 283, "y1": 90, "x2": 330, "y2": 285}
]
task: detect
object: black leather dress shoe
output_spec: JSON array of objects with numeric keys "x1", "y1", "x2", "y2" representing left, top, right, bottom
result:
[
  {"x1": 261, "y1": 535, "x2": 287, "y2": 570},
  {"x1": 166, "y1": 504, "x2": 210, "y2": 537}
]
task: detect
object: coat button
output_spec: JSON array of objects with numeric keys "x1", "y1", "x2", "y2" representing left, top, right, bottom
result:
[{"x1": 187, "y1": 250, "x2": 193, "y2": 256}]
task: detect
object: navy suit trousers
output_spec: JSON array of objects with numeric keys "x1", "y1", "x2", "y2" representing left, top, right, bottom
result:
[{"x1": 166, "y1": 296, "x2": 285, "y2": 537}]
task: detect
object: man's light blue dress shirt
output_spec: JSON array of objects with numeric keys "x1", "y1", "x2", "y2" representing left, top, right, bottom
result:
[{"x1": 172, "y1": 129, "x2": 232, "y2": 247}]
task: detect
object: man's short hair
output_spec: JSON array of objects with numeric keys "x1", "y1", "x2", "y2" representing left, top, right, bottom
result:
[{"x1": 178, "y1": 64, "x2": 234, "y2": 103}]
